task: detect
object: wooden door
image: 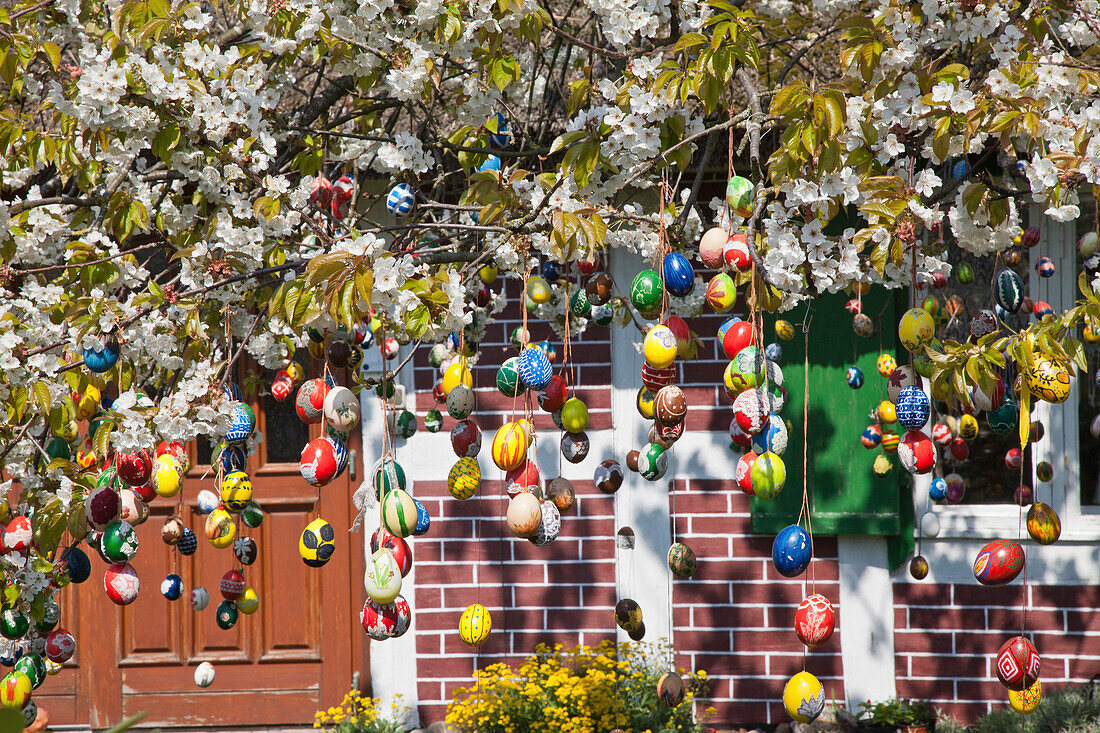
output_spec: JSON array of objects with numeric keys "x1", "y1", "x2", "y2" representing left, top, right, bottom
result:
[{"x1": 39, "y1": 361, "x2": 366, "y2": 728}]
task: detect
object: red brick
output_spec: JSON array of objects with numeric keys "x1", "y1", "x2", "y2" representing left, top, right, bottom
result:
[
  {"x1": 1066, "y1": 657, "x2": 1100, "y2": 679},
  {"x1": 417, "y1": 586, "x2": 443, "y2": 609},
  {"x1": 894, "y1": 607, "x2": 907, "y2": 630},
  {"x1": 987, "y1": 608, "x2": 1061, "y2": 633},
  {"x1": 500, "y1": 607, "x2": 544, "y2": 630},
  {"x1": 1030, "y1": 632, "x2": 1098, "y2": 656},
  {"x1": 690, "y1": 603, "x2": 766, "y2": 629},
  {"x1": 934, "y1": 701, "x2": 990, "y2": 724},
  {"x1": 953, "y1": 583, "x2": 1026, "y2": 608},
  {"x1": 894, "y1": 677, "x2": 955, "y2": 699},
  {"x1": 909, "y1": 654, "x2": 986, "y2": 678},
  {"x1": 415, "y1": 703, "x2": 447, "y2": 725},
  {"x1": 690, "y1": 652, "x2": 763, "y2": 676},
  {"x1": 729, "y1": 582, "x2": 810, "y2": 606},
  {"x1": 894, "y1": 630, "x2": 953, "y2": 654},
  {"x1": 413, "y1": 540, "x2": 444, "y2": 562},
  {"x1": 955, "y1": 680, "x2": 999, "y2": 702},
  {"x1": 687, "y1": 478, "x2": 741, "y2": 493},
  {"x1": 674, "y1": 629, "x2": 733, "y2": 654},
  {"x1": 1066, "y1": 609, "x2": 1100, "y2": 633},
  {"x1": 1032, "y1": 584, "x2": 1100, "y2": 609},
  {"x1": 545, "y1": 608, "x2": 610, "y2": 631},
  {"x1": 442, "y1": 585, "x2": 506, "y2": 610},
  {"x1": 510, "y1": 585, "x2": 582, "y2": 608},
  {"x1": 416, "y1": 633, "x2": 442, "y2": 655},
  {"x1": 894, "y1": 582, "x2": 953, "y2": 606},
  {"x1": 908, "y1": 606, "x2": 973, "y2": 631},
  {"x1": 691, "y1": 559, "x2": 765, "y2": 582},
  {"x1": 418, "y1": 655, "x2": 477, "y2": 680},
  {"x1": 416, "y1": 564, "x2": 473, "y2": 585},
  {"x1": 706, "y1": 700, "x2": 770, "y2": 726},
  {"x1": 731, "y1": 629, "x2": 804, "y2": 654},
  {"x1": 671, "y1": 490, "x2": 730, "y2": 515}
]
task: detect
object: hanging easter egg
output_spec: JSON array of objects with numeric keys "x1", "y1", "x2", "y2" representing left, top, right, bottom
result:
[
  {"x1": 360, "y1": 598, "x2": 399, "y2": 640},
  {"x1": 422, "y1": 409, "x2": 443, "y2": 433},
  {"x1": 1081, "y1": 231, "x2": 1100, "y2": 256},
  {"x1": 0, "y1": 608, "x2": 27, "y2": 641},
  {"x1": 536, "y1": 375, "x2": 568, "y2": 413},
  {"x1": 450, "y1": 420, "x2": 482, "y2": 458},
  {"x1": 733, "y1": 389, "x2": 769, "y2": 435},
  {"x1": 84, "y1": 340, "x2": 120, "y2": 373},
  {"x1": 630, "y1": 269, "x2": 664, "y2": 314},
  {"x1": 1005, "y1": 448, "x2": 1023, "y2": 470},
  {"x1": 795, "y1": 594, "x2": 835, "y2": 647},
  {"x1": 1009, "y1": 681, "x2": 1042, "y2": 715},
  {"x1": 698, "y1": 227, "x2": 728, "y2": 268},
  {"x1": 491, "y1": 421, "x2": 528, "y2": 471},
  {"x1": 103, "y1": 562, "x2": 140, "y2": 605},
  {"x1": 852, "y1": 313, "x2": 874, "y2": 337},
  {"x1": 662, "y1": 252, "x2": 695, "y2": 297},
  {"x1": 84, "y1": 487, "x2": 120, "y2": 531},
  {"x1": 531, "y1": 500, "x2": 562, "y2": 546},
  {"x1": 861, "y1": 425, "x2": 882, "y2": 449},
  {"x1": 726, "y1": 176, "x2": 755, "y2": 217},
  {"x1": 988, "y1": 399, "x2": 1018, "y2": 435},
  {"x1": 224, "y1": 402, "x2": 256, "y2": 444},
  {"x1": 300, "y1": 436, "x2": 348, "y2": 487},
  {"x1": 652, "y1": 385, "x2": 688, "y2": 427},
  {"x1": 506, "y1": 492, "x2": 542, "y2": 538},
  {"x1": 944, "y1": 473, "x2": 966, "y2": 503},
  {"x1": 558, "y1": 397, "x2": 588, "y2": 433},
  {"x1": 115, "y1": 449, "x2": 152, "y2": 487},
  {"x1": 205, "y1": 507, "x2": 236, "y2": 549},
  {"x1": 876, "y1": 353, "x2": 897, "y2": 377},
  {"x1": 176, "y1": 527, "x2": 198, "y2": 556},
  {"x1": 590, "y1": 304, "x2": 614, "y2": 326},
  {"x1": 196, "y1": 489, "x2": 220, "y2": 514},
  {"x1": 298, "y1": 517, "x2": 336, "y2": 567},
  {"x1": 930, "y1": 476, "x2": 948, "y2": 501},
  {"x1": 189, "y1": 586, "x2": 210, "y2": 611},
  {"x1": 667, "y1": 542, "x2": 697, "y2": 579},
  {"x1": 385, "y1": 183, "x2": 415, "y2": 217},
  {"x1": 1013, "y1": 484, "x2": 1032, "y2": 506},
  {"x1": 883, "y1": 365, "x2": 919, "y2": 403},
  {"x1": 953, "y1": 262, "x2": 974, "y2": 284},
  {"x1": 1020, "y1": 225, "x2": 1041, "y2": 247},
  {"x1": 448, "y1": 457, "x2": 481, "y2": 500},
  {"x1": 295, "y1": 379, "x2": 329, "y2": 425},
  {"x1": 735, "y1": 451, "x2": 757, "y2": 494},
  {"x1": 846, "y1": 366, "x2": 864, "y2": 389},
  {"x1": 0, "y1": 670, "x2": 31, "y2": 710},
  {"x1": 997, "y1": 636, "x2": 1040, "y2": 690},
  {"x1": 1036, "y1": 461, "x2": 1053, "y2": 482},
  {"x1": 1026, "y1": 502, "x2": 1061, "y2": 545},
  {"x1": 615, "y1": 598, "x2": 643, "y2": 632},
  {"x1": 722, "y1": 320, "x2": 755, "y2": 360},
  {"x1": 585, "y1": 272, "x2": 614, "y2": 305},
  {"x1": 750, "y1": 414, "x2": 788, "y2": 456},
  {"x1": 495, "y1": 357, "x2": 524, "y2": 397},
  {"x1": 517, "y1": 347, "x2": 552, "y2": 390},
  {"x1": 459, "y1": 603, "x2": 492, "y2": 647},
  {"x1": 364, "y1": 548, "x2": 403, "y2": 604},
  {"x1": 218, "y1": 470, "x2": 253, "y2": 512},
  {"x1": 898, "y1": 308, "x2": 935, "y2": 352},
  {"x1": 446, "y1": 384, "x2": 476, "y2": 420},
  {"x1": 637, "y1": 442, "x2": 667, "y2": 481},
  {"x1": 895, "y1": 386, "x2": 930, "y2": 430},
  {"x1": 323, "y1": 386, "x2": 360, "y2": 434},
  {"x1": 591, "y1": 459, "x2": 624, "y2": 495},
  {"x1": 764, "y1": 343, "x2": 783, "y2": 362},
  {"x1": 380, "y1": 489, "x2": 418, "y2": 538},
  {"x1": 772, "y1": 524, "x2": 811, "y2": 577},
  {"x1": 233, "y1": 536, "x2": 258, "y2": 566},
  {"x1": 910, "y1": 555, "x2": 930, "y2": 580},
  {"x1": 705, "y1": 273, "x2": 737, "y2": 313},
  {"x1": 118, "y1": 489, "x2": 148, "y2": 526},
  {"x1": 14, "y1": 655, "x2": 44, "y2": 691},
  {"x1": 45, "y1": 629, "x2": 76, "y2": 667},
  {"x1": 642, "y1": 326, "x2": 677, "y2": 370},
  {"x1": 899, "y1": 430, "x2": 936, "y2": 475},
  {"x1": 930, "y1": 423, "x2": 952, "y2": 446},
  {"x1": 215, "y1": 599, "x2": 239, "y2": 630},
  {"x1": 783, "y1": 671, "x2": 825, "y2": 724},
  {"x1": 1033, "y1": 300, "x2": 1053, "y2": 318},
  {"x1": 751, "y1": 451, "x2": 786, "y2": 500},
  {"x1": 957, "y1": 413, "x2": 979, "y2": 441},
  {"x1": 188, "y1": 660, "x2": 217, "y2": 690},
  {"x1": 973, "y1": 539, "x2": 1024, "y2": 586},
  {"x1": 218, "y1": 569, "x2": 245, "y2": 601},
  {"x1": 101, "y1": 520, "x2": 139, "y2": 563},
  {"x1": 1024, "y1": 356, "x2": 1071, "y2": 403},
  {"x1": 994, "y1": 268, "x2": 1024, "y2": 314},
  {"x1": 656, "y1": 671, "x2": 685, "y2": 707}
]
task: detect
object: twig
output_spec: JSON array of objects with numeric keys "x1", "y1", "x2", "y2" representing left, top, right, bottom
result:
[{"x1": 736, "y1": 68, "x2": 763, "y2": 177}]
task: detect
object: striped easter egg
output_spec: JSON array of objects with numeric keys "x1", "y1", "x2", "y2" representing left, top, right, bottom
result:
[
  {"x1": 662, "y1": 252, "x2": 695, "y2": 297},
  {"x1": 994, "y1": 268, "x2": 1024, "y2": 314},
  {"x1": 386, "y1": 184, "x2": 416, "y2": 217},
  {"x1": 447, "y1": 457, "x2": 481, "y2": 500},
  {"x1": 381, "y1": 488, "x2": 418, "y2": 538},
  {"x1": 491, "y1": 421, "x2": 529, "y2": 471}
]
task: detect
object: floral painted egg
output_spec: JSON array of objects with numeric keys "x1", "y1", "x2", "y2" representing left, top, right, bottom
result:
[
  {"x1": 496, "y1": 357, "x2": 524, "y2": 397},
  {"x1": 750, "y1": 414, "x2": 788, "y2": 456},
  {"x1": 507, "y1": 492, "x2": 543, "y2": 538},
  {"x1": 297, "y1": 517, "x2": 336, "y2": 567},
  {"x1": 448, "y1": 457, "x2": 481, "y2": 500},
  {"x1": 997, "y1": 636, "x2": 1040, "y2": 690},
  {"x1": 662, "y1": 252, "x2": 695, "y2": 297},
  {"x1": 374, "y1": 531, "x2": 412, "y2": 577},
  {"x1": 643, "y1": 326, "x2": 677, "y2": 370},
  {"x1": 733, "y1": 389, "x2": 769, "y2": 435},
  {"x1": 994, "y1": 268, "x2": 1024, "y2": 314},
  {"x1": 973, "y1": 539, "x2": 1024, "y2": 586},
  {"x1": 216, "y1": 569, "x2": 245, "y2": 601},
  {"x1": 795, "y1": 594, "x2": 835, "y2": 647},
  {"x1": 491, "y1": 422, "x2": 529, "y2": 471},
  {"x1": 846, "y1": 366, "x2": 864, "y2": 389},
  {"x1": 910, "y1": 555, "x2": 929, "y2": 580},
  {"x1": 205, "y1": 508, "x2": 237, "y2": 549},
  {"x1": 629, "y1": 269, "x2": 664, "y2": 313},
  {"x1": 101, "y1": 520, "x2": 140, "y2": 563},
  {"x1": 1009, "y1": 680, "x2": 1042, "y2": 714},
  {"x1": 930, "y1": 477, "x2": 947, "y2": 501},
  {"x1": 765, "y1": 343, "x2": 783, "y2": 362},
  {"x1": 300, "y1": 436, "x2": 348, "y2": 487},
  {"x1": 594, "y1": 459, "x2": 624, "y2": 495},
  {"x1": 104, "y1": 562, "x2": 140, "y2": 605},
  {"x1": 115, "y1": 449, "x2": 152, "y2": 487},
  {"x1": 751, "y1": 452, "x2": 786, "y2": 499},
  {"x1": 721, "y1": 320, "x2": 755, "y2": 360},
  {"x1": 876, "y1": 353, "x2": 897, "y2": 377},
  {"x1": 233, "y1": 536, "x2": 258, "y2": 566},
  {"x1": 423, "y1": 409, "x2": 443, "y2": 433},
  {"x1": 547, "y1": 477, "x2": 575, "y2": 512},
  {"x1": 1026, "y1": 502, "x2": 1061, "y2": 545},
  {"x1": 698, "y1": 227, "x2": 728, "y2": 268},
  {"x1": 219, "y1": 470, "x2": 253, "y2": 512},
  {"x1": 591, "y1": 304, "x2": 614, "y2": 326},
  {"x1": 517, "y1": 347, "x2": 553, "y2": 391},
  {"x1": 446, "y1": 384, "x2": 476, "y2": 420},
  {"x1": 459, "y1": 603, "x2": 492, "y2": 647},
  {"x1": 197, "y1": 489, "x2": 220, "y2": 514},
  {"x1": 295, "y1": 378, "x2": 330, "y2": 424},
  {"x1": 735, "y1": 451, "x2": 757, "y2": 495},
  {"x1": 728, "y1": 416, "x2": 753, "y2": 449},
  {"x1": 177, "y1": 527, "x2": 198, "y2": 556},
  {"x1": 241, "y1": 502, "x2": 264, "y2": 528},
  {"x1": 364, "y1": 548, "x2": 403, "y2": 604},
  {"x1": 899, "y1": 430, "x2": 936, "y2": 475},
  {"x1": 667, "y1": 542, "x2": 697, "y2": 579},
  {"x1": 615, "y1": 598, "x2": 643, "y2": 632},
  {"x1": 83, "y1": 486, "x2": 120, "y2": 532},
  {"x1": 898, "y1": 308, "x2": 935, "y2": 352},
  {"x1": 450, "y1": 420, "x2": 482, "y2": 458},
  {"x1": 323, "y1": 386, "x2": 360, "y2": 434},
  {"x1": 783, "y1": 671, "x2": 825, "y2": 724},
  {"x1": 883, "y1": 366, "x2": 919, "y2": 403},
  {"x1": 706, "y1": 273, "x2": 737, "y2": 312},
  {"x1": 538, "y1": 375, "x2": 568, "y2": 412},
  {"x1": 852, "y1": 313, "x2": 874, "y2": 337},
  {"x1": 0, "y1": 608, "x2": 27, "y2": 641},
  {"x1": 638, "y1": 442, "x2": 667, "y2": 481},
  {"x1": 381, "y1": 489, "x2": 418, "y2": 538},
  {"x1": 772, "y1": 524, "x2": 811, "y2": 577},
  {"x1": 225, "y1": 402, "x2": 256, "y2": 444},
  {"x1": 1025, "y1": 357, "x2": 1071, "y2": 403},
  {"x1": 930, "y1": 422, "x2": 952, "y2": 446},
  {"x1": 215, "y1": 600, "x2": 239, "y2": 630},
  {"x1": 360, "y1": 598, "x2": 399, "y2": 640},
  {"x1": 531, "y1": 500, "x2": 562, "y2": 546},
  {"x1": 45, "y1": 628, "x2": 76, "y2": 664}
]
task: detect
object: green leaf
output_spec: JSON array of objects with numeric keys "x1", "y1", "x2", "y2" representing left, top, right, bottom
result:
[
  {"x1": 152, "y1": 123, "x2": 181, "y2": 163},
  {"x1": 41, "y1": 41, "x2": 61, "y2": 71}
]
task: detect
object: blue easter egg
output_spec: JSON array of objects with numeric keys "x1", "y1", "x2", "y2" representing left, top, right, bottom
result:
[
  {"x1": 930, "y1": 477, "x2": 947, "y2": 502},
  {"x1": 177, "y1": 527, "x2": 198, "y2": 556},
  {"x1": 846, "y1": 366, "x2": 864, "y2": 389},
  {"x1": 446, "y1": 332, "x2": 461, "y2": 350},
  {"x1": 751, "y1": 413, "x2": 788, "y2": 455},
  {"x1": 896, "y1": 386, "x2": 930, "y2": 430},
  {"x1": 772, "y1": 524, "x2": 812, "y2": 578},
  {"x1": 413, "y1": 498, "x2": 431, "y2": 536},
  {"x1": 517, "y1": 347, "x2": 552, "y2": 390},
  {"x1": 541, "y1": 261, "x2": 562, "y2": 283},
  {"x1": 662, "y1": 252, "x2": 695, "y2": 297},
  {"x1": 1035, "y1": 257, "x2": 1055, "y2": 278},
  {"x1": 161, "y1": 573, "x2": 184, "y2": 600},
  {"x1": 83, "y1": 343, "x2": 119, "y2": 373},
  {"x1": 220, "y1": 382, "x2": 243, "y2": 401},
  {"x1": 478, "y1": 155, "x2": 501, "y2": 172},
  {"x1": 951, "y1": 159, "x2": 970, "y2": 180},
  {"x1": 386, "y1": 184, "x2": 416, "y2": 217},
  {"x1": 488, "y1": 113, "x2": 510, "y2": 147},
  {"x1": 861, "y1": 425, "x2": 882, "y2": 448},
  {"x1": 764, "y1": 343, "x2": 783, "y2": 362},
  {"x1": 61, "y1": 546, "x2": 91, "y2": 584},
  {"x1": 220, "y1": 444, "x2": 248, "y2": 473},
  {"x1": 197, "y1": 489, "x2": 220, "y2": 514},
  {"x1": 225, "y1": 403, "x2": 256, "y2": 444}
]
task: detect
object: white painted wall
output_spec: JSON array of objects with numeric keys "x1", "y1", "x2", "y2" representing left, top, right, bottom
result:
[{"x1": 838, "y1": 536, "x2": 897, "y2": 709}]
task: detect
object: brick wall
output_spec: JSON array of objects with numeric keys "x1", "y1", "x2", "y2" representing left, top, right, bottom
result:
[{"x1": 894, "y1": 582, "x2": 1100, "y2": 722}]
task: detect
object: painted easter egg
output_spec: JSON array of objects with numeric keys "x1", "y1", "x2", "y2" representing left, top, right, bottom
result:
[
  {"x1": 380, "y1": 489, "x2": 418, "y2": 539},
  {"x1": 910, "y1": 555, "x2": 929, "y2": 580},
  {"x1": 899, "y1": 430, "x2": 936, "y2": 474},
  {"x1": 945, "y1": 473, "x2": 966, "y2": 503},
  {"x1": 585, "y1": 272, "x2": 614, "y2": 306},
  {"x1": 594, "y1": 459, "x2": 624, "y2": 495},
  {"x1": 898, "y1": 308, "x2": 935, "y2": 352},
  {"x1": 538, "y1": 375, "x2": 568, "y2": 413},
  {"x1": 323, "y1": 386, "x2": 360, "y2": 434},
  {"x1": 641, "y1": 363, "x2": 677, "y2": 393},
  {"x1": 1026, "y1": 502, "x2": 1061, "y2": 545},
  {"x1": 495, "y1": 357, "x2": 524, "y2": 397},
  {"x1": 83, "y1": 340, "x2": 120, "y2": 373},
  {"x1": 215, "y1": 600, "x2": 238, "y2": 630},
  {"x1": 615, "y1": 598, "x2": 643, "y2": 632},
  {"x1": 219, "y1": 470, "x2": 253, "y2": 512},
  {"x1": 662, "y1": 252, "x2": 695, "y2": 297},
  {"x1": 459, "y1": 603, "x2": 491, "y2": 647},
  {"x1": 364, "y1": 548, "x2": 403, "y2": 604},
  {"x1": 852, "y1": 313, "x2": 874, "y2": 337},
  {"x1": 1009, "y1": 681, "x2": 1042, "y2": 714},
  {"x1": 861, "y1": 424, "x2": 883, "y2": 449},
  {"x1": 750, "y1": 414, "x2": 788, "y2": 456},
  {"x1": 735, "y1": 451, "x2": 757, "y2": 494},
  {"x1": 101, "y1": 520, "x2": 139, "y2": 563},
  {"x1": 560, "y1": 397, "x2": 590, "y2": 433},
  {"x1": 638, "y1": 442, "x2": 667, "y2": 481},
  {"x1": 772, "y1": 524, "x2": 811, "y2": 577},
  {"x1": 846, "y1": 366, "x2": 864, "y2": 389},
  {"x1": 698, "y1": 227, "x2": 728, "y2": 268},
  {"x1": 233, "y1": 536, "x2": 258, "y2": 566},
  {"x1": 656, "y1": 671, "x2": 685, "y2": 707},
  {"x1": 988, "y1": 399, "x2": 1018, "y2": 435},
  {"x1": 299, "y1": 517, "x2": 336, "y2": 567},
  {"x1": 722, "y1": 321, "x2": 755, "y2": 360},
  {"x1": 225, "y1": 402, "x2": 256, "y2": 444},
  {"x1": 491, "y1": 421, "x2": 529, "y2": 471},
  {"x1": 706, "y1": 273, "x2": 737, "y2": 312},
  {"x1": 726, "y1": 176, "x2": 755, "y2": 217},
  {"x1": 667, "y1": 542, "x2": 697, "y2": 579},
  {"x1": 218, "y1": 569, "x2": 245, "y2": 601},
  {"x1": 783, "y1": 671, "x2": 825, "y2": 724},
  {"x1": 115, "y1": 449, "x2": 152, "y2": 487},
  {"x1": 795, "y1": 594, "x2": 835, "y2": 647},
  {"x1": 994, "y1": 268, "x2": 1024, "y2": 313},
  {"x1": 997, "y1": 636, "x2": 1040, "y2": 690},
  {"x1": 733, "y1": 389, "x2": 769, "y2": 435},
  {"x1": 531, "y1": 500, "x2": 562, "y2": 546},
  {"x1": 241, "y1": 502, "x2": 264, "y2": 528},
  {"x1": 630, "y1": 269, "x2": 664, "y2": 313},
  {"x1": 84, "y1": 487, "x2": 121, "y2": 531},
  {"x1": 1036, "y1": 461, "x2": 1053, "y2": 482},
  {"x1": 876, "y1": 353, "x2": 897, "y2": 377},
  {"x1": 450, "y1": 419, "x2": 482, "y2": 458},
  {"x1": 190, "y1": 586, "x2": 210, "y2": 611},
  {"x1": 751, "y1": 451, "x2": 785, "y2": 499},
  {"x1": 197, "y1": 489, "x2": 220, "y2": 514},
  {"x1": 504, "y1": 460, "x2": 540, "y2": 496},
  {"x1": 506, "y1": 492, "x2": 543, "y2": 538},
  {"x1": 895, "y1": 387, "x2": 930, "y2": 430},
  {"x1": 192, "y1": 661, "x2": 216, "y2": 689},
  {"x1": 544, "y1": 478, "x2": 574, "y2": 513},
  {"x1": 973, "y1": 539, "x2": 1024, "y2": 586},
  {"x1": 517, "y1": 347, "x2": 552, "y2": 390},
  {"x1": 386, "y1": 183, "x2": 415, "y2": 216},
  {"x1": 0, "y1": 608, "x2": 28, "y2": 641},
  {"x1": 0, "y1": 670, "x2": 31, "y2": 709},
  {"x1": 360, "y1": 598, "x2": 399, "y2": 640},
  {"x1": 930, "y1": 477, "x2": 947, "y2": 501},
  {"x1": 448, "y1": 457, "x2": 481, "y2": 500},
  {"x1": 177, "y1": 527, "x2": 198, "y2": 555},
  {"x1": 653, "y1": 385, "x2": 688, "y2": 427},
  {"x1": 104, "y1": 562, "x2": 140, "y2": 605},
  {"x1": 205, "y1": 507, "x2": 237, "y2": 549},
  {"x1": 45, "y1": 628, "x2": 76, "y2": 664},
  {"x1": 1035, "y1": 256, "x2": 1055, "y2": 277},
  {"x1": 1025, "y1": 357, "x2": 1071, "y2": 403},
  {"x1": 118, "y1": 489, "x2": 148, "y2": 526},
  {"x1": 643, "y1": 326, "x2": 678, "y2": 369},
  {"x1": 300, "y1": 436, "x2": 348, "y2": 487},
  {"x1": 295, "y1": 379, "x2": 329, "y2": 424}
]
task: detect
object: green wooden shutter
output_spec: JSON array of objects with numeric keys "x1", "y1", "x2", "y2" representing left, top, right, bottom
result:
[{"x1": 750, "y1": 288, "x2": 906, "y2": 536}]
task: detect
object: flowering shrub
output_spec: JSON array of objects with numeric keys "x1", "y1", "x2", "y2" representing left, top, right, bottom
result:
[
  {"x1": 314, "y1": 690, "x2": 408, "y2": 733},
  {"x1": 446, "y1": 641, "x2": 712, "y2": 733}
]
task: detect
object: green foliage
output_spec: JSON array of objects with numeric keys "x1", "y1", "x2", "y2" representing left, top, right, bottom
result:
[
  {"x1": 859, "y1": 698, "x2": 935, "y2": 726},
  {"x1": 314, "y1": 691, "x2": 408, "y2": 733},
  {"x1": 971, "y1": 684, "x2": 1100, "y2": 733}
]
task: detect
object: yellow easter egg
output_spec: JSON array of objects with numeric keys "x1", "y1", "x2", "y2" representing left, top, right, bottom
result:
[
  {"x1": 447, "y1": 457, "x2": 481, "y2": 500},
  {"x1": 898, "y1": 307, "x2": 936, "y2": 353},
  {"x1": 526, "y1": 276, "x2": 552, "y2": 304},
  {"x1": 459, "y1": 603, "x2": 492, "y2": 647},
  {"x1": 876, "y1": 353, "x2": 897, "y2": 377},
  {"x1": 958, "y1": 413, "x2": 979, "y2": 440},
  {"x1": 205, "y1": 507, "x2": 237, "y2": 549},
  {"x1": 219, "y1": 470, "x2": 253, "y2": 512},
  {"x1": 0, "y1": 670, "x2": 31, "y2": 709},
  {"x1": 1024, "y1": 356, "x2": 1071, "y2": 404},
  {"x1": 775, "y1": 320, "x2": 795, "y2": 341},
  {"x1": 636, "y1": 387, "x2": 657, "y2": 419},
  {"x1": 643, "y1": 326, "x2": 678, "y2": 369},
  {"x1": 75, "y1": 384, "x2": 101, "y2": 421},
  {"x1": 1009, "y1": 680, "x2": 1041, "y2": 714},
  {"x1": 878, "y1": 400, "x2": 897, "y2": 424},
  {"x1": 479, "y1": 264, "x2": 499, "y2": 284},
  {"x1": 442, "y1": 360, "x2": 473, "y2": 395},
  {"x1": 491, "y1": 421, "x2": 529, "y2": 471},
  {"x1": 783, "y1": 671, "x2": 824, "y2": 723},
  {"x1": 560, "y1": 397, "x2": 590, "y2": 433},
  {"x1": 285, "y1": 362, "x2": 305, "y2": 383},
  {"x1": 153, "y1": 453, "x2": 184, "y2": 498},
  {"x1": 236, "y1": 585, "x2": 259, "y2": 614}
]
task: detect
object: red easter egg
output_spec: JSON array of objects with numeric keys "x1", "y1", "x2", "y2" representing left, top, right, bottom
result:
[
  {"x1": 506, "y1": 460, "x2": 541, "y2": 496},
  {"x1": 931, "y1": 272, "x2": 947, "y2": 289},
  {"x1": 360, "y1": 598, "x2": 398, "y2": 640},
  {"x1": 722, "y1": 321, "x2": 755, "y2": 360},
  {"x1": 85, "y1": 486, "x2": 121, "y2": 530},
  {"x1": 378, "y1": 534, "x2": 413, "y2": 577},
  {"x1": 271, "y1": 376, "x2": 293, "y2": 402},
  {"x1": 845, "y1": 298, "x2": 862, "y2": 314},
  {"x1": 736, "y1": 451, "x2": 758, "y2": 494},
  {"x1": 132, "y1": 480, "x2": 157, "y2": 503},
  {"x1": 295, "y1": 378, "x2": 330, "y2": 424},
  {"x1": 432, "y1": 381, "x2": 447, "y2": 404},
  {"x1": 641, "y1": 363, "x2": 677, "y2": 392},
  {"x1": 950, "y1": 438, "x2": 969, "y2": 461},
  {"x1": 662, "y1": 315, "x2": 691, "y2": 352},
  {"x1": 973, "y1": 539, "x2": 1024, "y2": 586},
  {"x1": 1005, "y1": 448, "x2": 1023, "y2": 470},
  {"x1": 733, "y1": 389, "x2": 769, "y2": 435},
  {"x1": 931, "y1": 423, "x2": 952, "y2": 446},
  {"x1": 997, "y1": 636, "x2": 1040, "y2": 690},
  {"x1": 156, "y1": 440, "x2": 186, "y2": 460},
  {"x1": 115, "y1": 449, "x2": 152, "y2": 487},
  {"x1": 795, "y1": 593, "x2": 835, "y2": 647},
  {"x1": 653, "y1": 420, "x2": 684, "y2": 446},
  {"x1": 300, "y1": 436, "x2": 346, "y2": 486},
  {"x1": 45, "y1": 628, "x2": 76, "y2": 663},
  {"x1": 3, "y1": 517, "x2": 32, "y2": 553},
  {"x1": 729, "y1": 418, "x2": 753, "y2": 449},
  {"x1": 898, "y1": 430, "x2": 936, "y2": 474},
  {"x1": 538, "y1": 376, "x2": 568, "y2": 413},
  {"x1": 723, "y1": 233, "x2": 751, "y2": 272},
  {"x1": 219, "y1": 569, "x2": 246, "y2": 600},
  {"x1": 450, "y1": 419, "x2": 482, "y2": 457},
  {"x1": 392, "y1": 594, "x2": 412, "y2": 637},
  {"x1": 103, "y1": 562, "x2": 140, "y2": 605},
  {"x1": 578, "y1": 257, "x2": 598, "y2": 275}
]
